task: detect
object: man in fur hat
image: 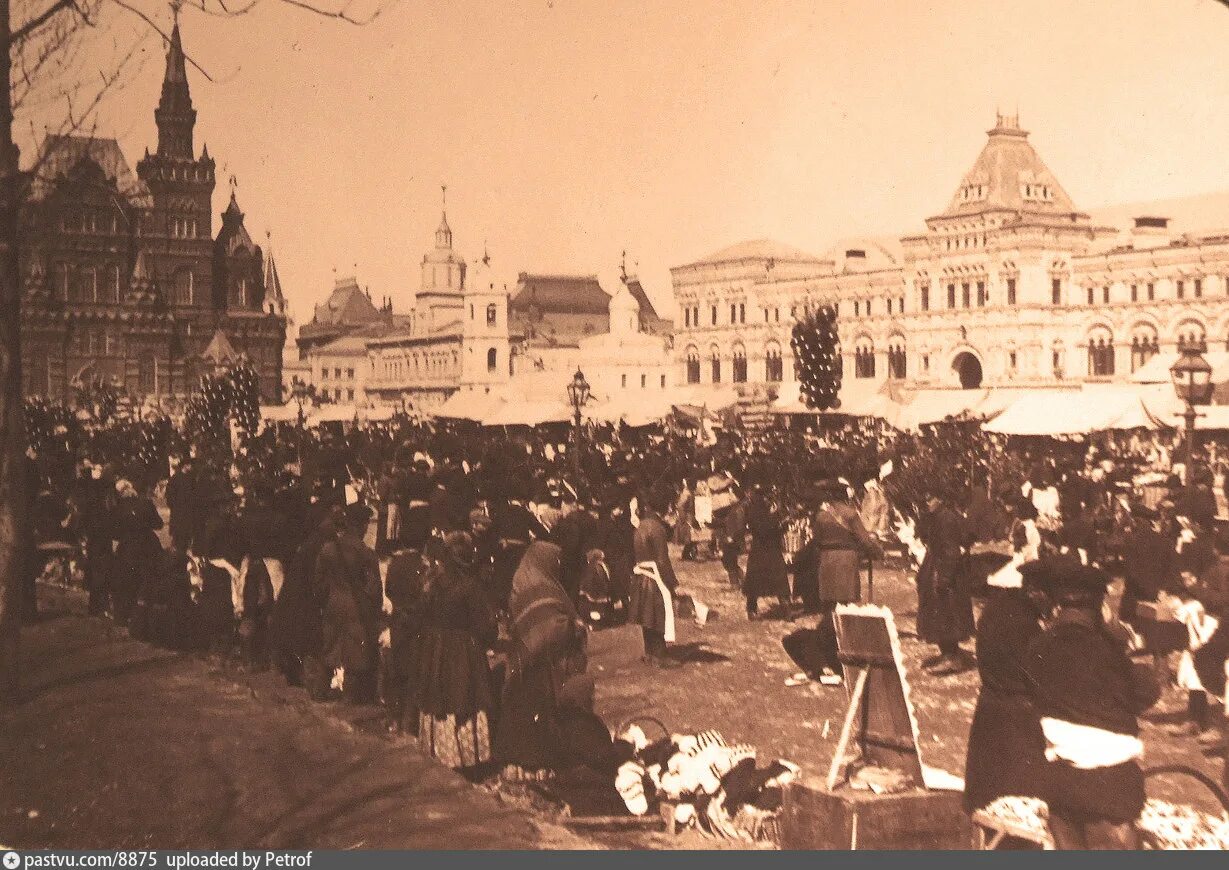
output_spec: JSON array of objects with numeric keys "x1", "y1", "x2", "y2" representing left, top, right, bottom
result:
[{"x1": 1025, "y1": 560, "x2": 1159, "y2": 849}]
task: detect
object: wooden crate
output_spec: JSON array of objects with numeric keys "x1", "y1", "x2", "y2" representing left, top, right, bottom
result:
[{"x1": 781, "y1": 776, "x2": 975, "y2": 850}]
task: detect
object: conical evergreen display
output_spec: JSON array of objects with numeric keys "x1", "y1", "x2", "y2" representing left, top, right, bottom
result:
[
  {"x1": 790, "y1": 304, "x2": 842, "y2": 410},
  {"x1": 183, "y1": 363, "x2": 263, "y2": 456}
]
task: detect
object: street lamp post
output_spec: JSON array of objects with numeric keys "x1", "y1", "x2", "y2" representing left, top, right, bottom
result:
[
  {"x1": 566, "y1": 368, "x2": 591, "y2": 483},
  {"x1": 1170, "y1": 343, "x2": 1214, "y2": 506}
]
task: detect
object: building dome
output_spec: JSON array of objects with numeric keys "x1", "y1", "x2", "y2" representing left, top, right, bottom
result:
[{"x1": 609, "y1": 280, "x2": 640, "y2": 335}]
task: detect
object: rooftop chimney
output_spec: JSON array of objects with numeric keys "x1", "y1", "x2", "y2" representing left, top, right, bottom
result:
[{"x1": 1130, "y1": 216, "x2": 1171, "y2": 250}]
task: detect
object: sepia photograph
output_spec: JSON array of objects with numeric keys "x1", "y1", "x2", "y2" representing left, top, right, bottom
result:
[{"x1": 3, "y1": 0, "x2": 1229, "y2": 854}]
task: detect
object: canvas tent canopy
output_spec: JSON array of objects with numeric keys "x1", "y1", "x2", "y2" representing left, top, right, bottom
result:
[
  {"x1": 261, "y1": 403, "x2": 302, "y2": 422},
  {"x1": 982, "y1": 389, "x2": 1157, "y2": 435},
  {"x1": 1130, "y1": 350, "x2": 1229, "y2": 385}
]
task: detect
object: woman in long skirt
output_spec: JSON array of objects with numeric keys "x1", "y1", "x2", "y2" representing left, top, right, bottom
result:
[{"x1": 416, "y1": 531, "x2": 498, "y2": 772}]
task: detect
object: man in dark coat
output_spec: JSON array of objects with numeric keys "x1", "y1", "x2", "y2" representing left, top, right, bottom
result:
[
  {"x1": 1025, "y1": 563, "x2": 1159, "y2": 849},
  {"x1": 716, "y1": 491, "x2": 747, "y2": 589},
  {"x1": 744, "y1": 486, "x2": 790, "y2": 619},
  {"x1": 382, "y1": 516, "x2": 431, "y2": 733},
  {"x1": 75, "y1": 463, "x2": 115, "y2": 616},
  {"x1": 963, "y1": 556, "x2": 1052, "y2": 814},
  {"x1": 808, "y1": 481, "x2": 882, "y2": 679},
  {"x1": 915, "y1": 495, "x2": 974, "y2": 675},
  {"x1": 165, "y1": 455, "x2": 197, "y2": 554},
  {"x1": 314, "y1": 501, "x2": 382, "y2": 704},
  {"x1": 1120, "y1": 504, "x2": 1177, "y2": 622},
  {"x1": 550, "y1": 497, "x2": 598, "y2": 606}
]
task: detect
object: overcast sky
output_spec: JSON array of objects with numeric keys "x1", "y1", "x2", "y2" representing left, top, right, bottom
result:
[{"x1": 19, "y1": 0, "x2": 1229, "y2": 325}]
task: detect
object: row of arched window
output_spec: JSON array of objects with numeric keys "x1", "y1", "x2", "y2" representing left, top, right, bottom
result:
[{"x1": 683, "y1": 343, "x2": 784, "y2": 384}]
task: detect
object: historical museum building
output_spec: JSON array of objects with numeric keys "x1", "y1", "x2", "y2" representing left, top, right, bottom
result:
[
  {"x1": 671, "y1": 114, "x2": 1229, "y2": 394},
  {"x1": 20, "y1": 20, "x2": 287, "y2": 403}
]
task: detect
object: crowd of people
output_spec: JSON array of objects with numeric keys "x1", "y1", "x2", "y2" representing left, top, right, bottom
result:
[{"x1": 17, "y1": 403, "x2": 1229, "y2": 845}]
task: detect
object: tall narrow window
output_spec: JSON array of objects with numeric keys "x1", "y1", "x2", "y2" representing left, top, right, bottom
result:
[
  {"x1": 1177, "y1": 279, "x2": 1186, "y2": 300},
  {"x1": 765, "y1": 342, "x2": 783, "y2": 382},
  {"x1": 686, "y1": 347, "x2": 700, "y2": 384},
  {"x1": 1195, "y1": 278, "x2": 1203, "y2": 298},
  {"x1": 920, "y1": 283, "x2": 930, "y2": 311},
  {"x1": 710, "y1": 348, "x2": 721, "y2": 383},
  {"x1": 1052, "y1": 277, "x2": 1062, "y2": 305},
  {"x1": 1006, "y1": 278, "x2": 1017, "y2": 306},
  {"x1": 976, "y1": 281, "x2": 986, "y2": 306},
  {"x1": 732, "y1": 346, "x2": 747, "y2": 383},
  {"x1": 486, "y1": 348, "x2": 497, "y2": 372},
  {"x1": 962, "y1": 283, "x2": 971, "y2": 307},
  {"x1": 947, "y1": 283, "x2": 956, "y2": 308},
  {"x1": 486, "y1": 304, "x2": 497, "y2": 326},
  {"x1": 738, "y1": 303, "x2": 745, "y2": 324}
]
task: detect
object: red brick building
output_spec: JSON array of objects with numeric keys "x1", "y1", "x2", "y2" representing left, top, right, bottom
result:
[{"x1": 19, "y1": 20, "x2": 287, "y2": 404}]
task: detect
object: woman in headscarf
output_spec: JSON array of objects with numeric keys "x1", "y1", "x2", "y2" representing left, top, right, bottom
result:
[
  {"x1": 415, "y1": 531, "x2": 498, "y2": 773},
  {"x1": 495, "y1": 541, "x2": 588, "y2": 778}
]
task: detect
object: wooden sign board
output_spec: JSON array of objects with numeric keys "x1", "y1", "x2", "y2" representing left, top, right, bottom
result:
[{"x1": 826, "y1": 603, "x2": 925, "y2": 791}]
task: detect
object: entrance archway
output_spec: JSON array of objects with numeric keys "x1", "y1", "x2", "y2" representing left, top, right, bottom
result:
[{"x1": 952, "y1": 351, "x2": 983, "y2": 389}]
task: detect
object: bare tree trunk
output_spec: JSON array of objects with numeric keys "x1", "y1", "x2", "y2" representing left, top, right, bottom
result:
[{"x1": 0, "y1": 0, "x2": 27, "y2": 704}]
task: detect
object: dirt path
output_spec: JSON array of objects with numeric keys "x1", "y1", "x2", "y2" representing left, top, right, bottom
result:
[{"x1": 0, "y1": 587, "x2": 595, "y2": 850}]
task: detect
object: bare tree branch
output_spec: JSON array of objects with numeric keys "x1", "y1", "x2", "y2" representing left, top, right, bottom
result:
[
  {"x1": 12, "y1": 0, "x2": 83, "y2": 44},
  {"x1": 277, "y1": 0, "x2": 384, "y2": 25},
  {"x1": 107, "y1": 0, "x2": 216, "y2": 82}
]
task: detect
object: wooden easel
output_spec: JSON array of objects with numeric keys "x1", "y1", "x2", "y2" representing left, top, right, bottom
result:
[{"x1": 824, "y1": 603, "x2": 925, "y2": 791}]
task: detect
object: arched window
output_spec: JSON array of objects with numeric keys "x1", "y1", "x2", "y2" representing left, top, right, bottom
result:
[
  {"x1": 486, "y1": 304, "x2": 497, "y2": 326},
  {"x1": 710, "y1": 345, "x2": 721, "y2": 383},
  {"x1": 1176, "y1": 320, "x2": 1207, "y2": 352},
  {"x1": 732, "y1": 343, "x2": 747, "y2": 383},
  {"x1": 1130, "y1": 323, "x2": 1160, "y2": 372},
  {"x1": 1087, "y1": 326, "x2": 1115, "y2": 377},
  {"x1": 487, "y1": 347, "x2": 497, "y2": 372},
  {"x1": 854, "y1": 337, "x2": 876, "y2": 379},
  {"x1": 887, "y1": 335, "x2": 907, "y2": 379},
  {"x1": 685, "y1": 345, "x2": 700, "y2": 384},
  {"x1": 764, "y1": 341, "x2": 783, "y2": 382},
  {"x1": 1052, "y1": 340, "x2": 1066, "y2": 379}
]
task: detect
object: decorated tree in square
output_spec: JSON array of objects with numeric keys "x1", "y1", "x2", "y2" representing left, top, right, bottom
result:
[{"x1": 791, "y1": 304, "x2": 842, "y2": 411}]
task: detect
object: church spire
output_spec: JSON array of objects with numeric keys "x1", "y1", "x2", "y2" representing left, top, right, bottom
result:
[
  {"x1": 435, "y1": 184, "x2": 452, "y2": 249},
  {"x1": 155, "y1": 5, "x2": 197, "y2": 158},
  {"x1": 263, "y1": 231, "x2": 287, "y2": 315}
]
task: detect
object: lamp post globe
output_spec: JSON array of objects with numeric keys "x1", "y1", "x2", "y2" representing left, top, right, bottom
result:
[
  {"x1": 566, "y1": 368, "x2": 590, "y2": 481},
  {"x1": 1170, "y1": 343, "x2": 1214, "y2": 504}
]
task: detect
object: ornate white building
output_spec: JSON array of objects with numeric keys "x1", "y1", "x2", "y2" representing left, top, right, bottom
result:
[
  {"x1": 364, "y1": 200, "x2": 518, "y2": 411},
  {"x1": 671, "y1": 114, "x2": 1229, "y2": 395}
]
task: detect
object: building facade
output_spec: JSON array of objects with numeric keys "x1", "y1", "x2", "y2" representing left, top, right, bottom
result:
[
  {"x1": 671, "y1": 114, "x2": 1229, "y2": 395},
  {"x1": 20, "y1": 20, "x2": 287, "y2": 403},
  {"x1": 363, "y1": 203, "x2": 520, "y2": 411}
]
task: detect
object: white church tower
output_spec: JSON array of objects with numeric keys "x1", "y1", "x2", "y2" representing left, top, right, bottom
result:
[{"x1": 459, "y1": 247, "x2": 510, "y2": 392}]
